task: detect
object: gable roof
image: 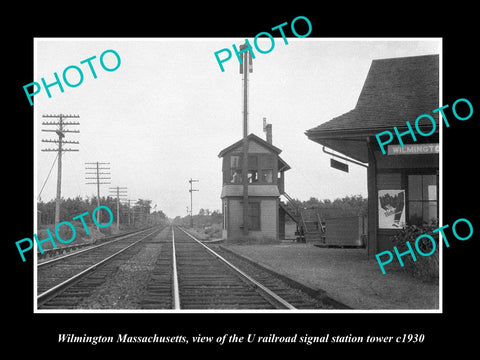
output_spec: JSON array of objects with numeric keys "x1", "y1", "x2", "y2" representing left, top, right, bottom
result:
[
  {"x1": 218, "y1": 133, "x2": 283, "y2": 158},
  {"x1": 305, "y1": 54, "x2": 439, "y2": 163},
  {"x1": 306, "y1": 54, "x2": 439, "y2": 136},
  {"x1": 218, "y1": 133, "x2": 291, "y2": 171}
]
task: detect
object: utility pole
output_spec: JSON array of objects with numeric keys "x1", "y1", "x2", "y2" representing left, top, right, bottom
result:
[
  {"x1": 109, "y1": 186, "x2": 127, "y2": 231},
  {"x1": 123, "y1": 199, "x2": 137, "y2": 226},
  {"x1": 85, "y1": 162, "x2": 111, "y2": 225},
  {"x1": 188, "y1": 178, "x2": 199, "y2": 228},
  {"x1": 240, "y1": 43, "x2": 253, "y2": 236},
  {"x1": 41, "y1": 114, "x2": 80, "y2": 226}
]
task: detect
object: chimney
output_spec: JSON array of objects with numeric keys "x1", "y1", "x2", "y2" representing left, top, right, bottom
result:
[
  {"x1": 266, "y1": 124, "x2": 272, "y2": 144},
  {"x1": 263, "y1": 117, "x2": 272, "y2": 144}
]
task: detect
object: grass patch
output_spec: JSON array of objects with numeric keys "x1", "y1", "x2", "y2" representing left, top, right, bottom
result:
[
  {"x1": 35, "y1": 223, "x2": 119, "y2": 251},
  {"x1": 188, "y1": 223, "x2": 222, "y2": 240}
]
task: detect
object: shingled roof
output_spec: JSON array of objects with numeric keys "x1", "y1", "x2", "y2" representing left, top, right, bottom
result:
[
  {"x1": 306, "y1": 54, "x2": 439, "y2": 135},
  {"x1": 305, "y1": 54, "x2": 439, "y2": 162},
  {"x1": 218, "y1": 133, "x2": 291, "y2": 171},
  {"x1": 218, "y1": 133, "x2": 282, "y2": 157}
]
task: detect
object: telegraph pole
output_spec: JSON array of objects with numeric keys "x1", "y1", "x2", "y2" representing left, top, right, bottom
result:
[
  {"x1": 123, "y1": 199, "x2": 137, "y2": 225},
  {"x1": 240, "y1": 43, "x2": 253, "y2": 236},
  {"x1": 85, "y1": 162, "x2": 111, "y2": 225},
  {"x1": 109, "y1": 186, "x2": 127, "y2": 231},
  {"x1": 41, "y1": 114, "x2": 80, "y2": 226},
  {"x1": 188, "y1": 178, "x2": 199, "y2": 228}
]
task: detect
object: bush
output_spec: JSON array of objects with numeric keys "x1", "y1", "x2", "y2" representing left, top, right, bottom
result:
[
  {"x1": 390, "y1": 219, "x2": 439, "y2": 283},
  {"x1": 204, "y1": 223, "x2": 222, "y2": 240}
]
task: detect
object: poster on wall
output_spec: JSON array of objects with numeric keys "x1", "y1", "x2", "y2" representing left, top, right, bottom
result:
[{"x1": 378, "y1": 190, "x2": 406, "y2": 229}]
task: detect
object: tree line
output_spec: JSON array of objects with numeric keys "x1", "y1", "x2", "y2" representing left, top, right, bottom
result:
[
  {"x1": 289, "y1": 194, "x2": 368, "y2": 219},
  {"x1": 37, "y1": 196, "x2": 167, "y2": 227},
  {"x1": 173, "y1": 208, "x2": 222, "y2": 228}
]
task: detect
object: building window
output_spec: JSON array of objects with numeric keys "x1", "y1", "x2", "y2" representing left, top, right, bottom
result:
[
  {"x1": 248, "y1": 156, "x2": 258, "y2": 183},
  {"x1": 247, "y1": 170, "x2": 258, "y2": 183},
  {"x1": 408, "y1": 174, "x2": 438, "y2": 226},
  {"x1": 229, "y1": 155, "x2": 242, "y2": 183},
  {"x1": 262, "y1": 169, "x2": 273, "y2": 183},
  {"x1": 248, "y1": 155, "x2": 258, "y2": 169},
  {"x1": 230, "y1": 169, "x2": 242, "y2": 183},
  {"x1": 231, "y1": 155, "x2": 241, "y2": 168},
  {"x1": 247, "y1": 202, "x2": 261, "y2": 230}
]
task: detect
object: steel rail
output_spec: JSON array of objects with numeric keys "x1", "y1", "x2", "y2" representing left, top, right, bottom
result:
[
  {"x1": 175, "y1": 226, "x2": 296, "y2": 310},
  {"x1": 37, "y1": 227, "x2": 162, "y2": 307},
  {"x1": 37, "y1": 226, "x2": 157, "y2": 268},
  {"x1": 171, "y1": 227, "x2": 181, "y2": 309}
]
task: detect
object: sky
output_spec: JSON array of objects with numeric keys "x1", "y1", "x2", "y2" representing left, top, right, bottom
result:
[{"x1": 34, "y1": 38, "x2": 441, "y2": 219}]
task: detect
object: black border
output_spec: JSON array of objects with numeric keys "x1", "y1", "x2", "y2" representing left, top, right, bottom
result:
[{"x1": 7, "y1": 4, "x2": 479, "y2": 354}]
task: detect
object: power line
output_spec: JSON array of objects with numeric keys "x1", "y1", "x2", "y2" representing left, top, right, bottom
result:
[{"x1": 37, "y1": 152, "x2": 58, "y2": 201}]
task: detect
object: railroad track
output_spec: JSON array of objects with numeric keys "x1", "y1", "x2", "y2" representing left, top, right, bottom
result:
[
  {"x1": 36, "y1": 225, "x2": 159, "y2": 261},
  {"x1": 37, "y1": 226, "x2": 164, "y2": 308},
  {"x1": 139, "y1": 226, "x2": 295, "y2": 310},
  {"x1": 37, "y1": 225, "x2": 331, "y2": 310}
]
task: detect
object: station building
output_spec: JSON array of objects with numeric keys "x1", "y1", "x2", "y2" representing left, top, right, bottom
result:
[
  {"x1": 218, "y1": 126, "x2": 291, "y2": 242},
  {"x1": 305, "y1": 54, "x2": 440, "y2": 257}
]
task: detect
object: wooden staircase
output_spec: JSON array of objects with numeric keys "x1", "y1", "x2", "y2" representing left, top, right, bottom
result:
[
  {"x1": 300, "y1": 208, "x2": 325, "y2": 245},
  {"x1": 280, "y1": 192, "x2": 326, "y2": 245}
]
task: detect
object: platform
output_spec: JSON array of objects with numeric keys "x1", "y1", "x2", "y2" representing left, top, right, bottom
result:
[{"x1": 220, "y1": 242, "x2": 439, "y2": 310}]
